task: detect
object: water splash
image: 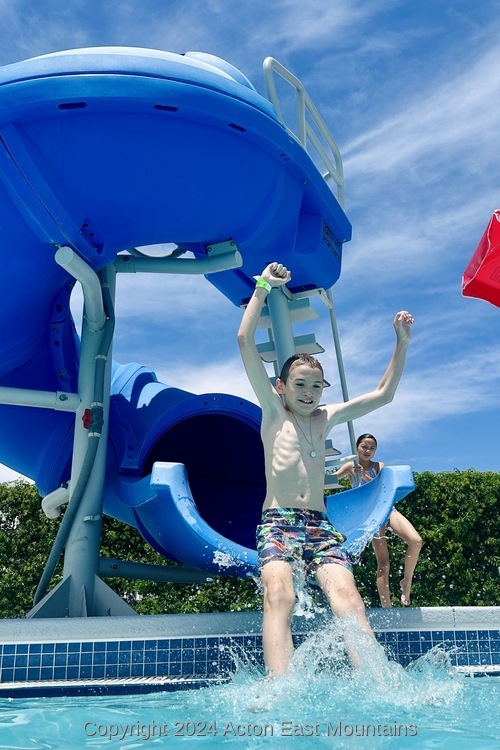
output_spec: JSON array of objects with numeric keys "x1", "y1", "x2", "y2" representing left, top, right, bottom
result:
[
  {"x1": 210, "y1": 620, "x2": 464, "y2": 716},
  {"x1": 212, "y1": 549, "x2": 235, "y2": 569},
  {"x1": 291, "y1": 563, "x2": 321, "y2": 619},
  {"x1": 1, "y1": 641, "x2": 497, "y2": 749}
]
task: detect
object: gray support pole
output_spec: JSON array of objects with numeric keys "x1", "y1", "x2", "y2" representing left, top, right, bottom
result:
[
  {"x1": 62, "y1": 264, "x2": 116, "y2": 616},
  {"x1": 27, "y1": 261, "x2": 139, "y2": 618},
  {"x1": 0, "y1": 386, "x2": 80, "y2": 411},
  {"x1": 266, "y1": 287, "x2": 295, "y2": 374},
  {"x1": 98, "y1": 558, "x2": 213, "y2": 584},
  {"x1": 114, "y1": 247, "x2": 242, "y2": 275},
  {"x1": 55, "y1": 246, "x2": 106, "y2": 331},
  {"x1": 326, "y1": 288, "x2": 357, "y2": 457}
]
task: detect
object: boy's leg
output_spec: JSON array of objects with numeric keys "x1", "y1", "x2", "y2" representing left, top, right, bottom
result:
[
  {"x1": 315, "y1": 563, "x2": 375, "y2": 668},
  {"x1": 388, "y1": 509, "x2": 423, "y2": 606},
  {"x1": 371, "y1": 530, "x2": 392, "y2": 607},
  {"x1": 261, "y1": 560, "x2": 296, "y2": 676}
]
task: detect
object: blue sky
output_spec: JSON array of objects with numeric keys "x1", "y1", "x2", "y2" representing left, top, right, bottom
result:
[{"x1": 1, "y1": 0, "x2": 499, "y2": 482}]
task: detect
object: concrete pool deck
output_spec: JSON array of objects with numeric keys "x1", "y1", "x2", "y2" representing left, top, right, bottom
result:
[{"x1": 0, "y1": 605, "x2": 498, "y2": 642}]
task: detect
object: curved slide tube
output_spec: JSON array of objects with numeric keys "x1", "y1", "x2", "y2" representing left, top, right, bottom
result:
[
  {"x1": 104, "y1": 459, "x2": 414, "y2": 578},
  {"x1": 108, "y1": 462, "x2": 260, "y2": 578},
  {"x1": 326, "y1": 466, "x2": 415, "y2": 560}
]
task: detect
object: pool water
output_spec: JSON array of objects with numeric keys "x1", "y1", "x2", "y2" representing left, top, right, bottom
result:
[{"x1": 0, "y1": 629, "x2": 498, "y2": 749}]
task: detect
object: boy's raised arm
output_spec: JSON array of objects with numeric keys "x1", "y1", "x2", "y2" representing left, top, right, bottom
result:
[
  {"x1": 237, "y1": 263, "x2": 291, "y2": 407},
  {"x1": 325, "y1": 310, "x2": 414, "y2": 429}
]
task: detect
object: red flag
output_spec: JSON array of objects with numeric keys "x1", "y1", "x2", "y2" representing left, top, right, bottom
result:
[{"x1": 462, "y1": 210, "x2": 500, "y2": 307}]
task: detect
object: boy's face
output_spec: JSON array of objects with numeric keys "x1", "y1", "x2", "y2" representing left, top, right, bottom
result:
[{"x1": 276, "y1": 363, "x2": 324, "y2": 416}]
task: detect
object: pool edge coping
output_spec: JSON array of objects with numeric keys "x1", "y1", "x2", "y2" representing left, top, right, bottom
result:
[{"x1": 0, "y1": 606, "x2": 498, "y2": 643}]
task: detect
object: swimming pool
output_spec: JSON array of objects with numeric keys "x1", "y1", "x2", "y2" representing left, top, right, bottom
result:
[
  {"x1": 0, "y1": 638, "x2": 498, "y2": 749},
  {"x1": 0, "y1": 607, "x2": 498, "y2": 748},
  {"x1": 0, "y1": 606, "x2": 498, "y2": 697}
]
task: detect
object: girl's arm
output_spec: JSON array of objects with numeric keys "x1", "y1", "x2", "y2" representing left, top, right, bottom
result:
[{"x1": 335, "y1": 461, "x2": 355, "y2": 485}]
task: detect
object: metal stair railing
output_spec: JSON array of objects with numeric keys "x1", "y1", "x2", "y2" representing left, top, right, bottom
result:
[{"x1": 262, "y1": 56, "x2": 346, "y2": 209}]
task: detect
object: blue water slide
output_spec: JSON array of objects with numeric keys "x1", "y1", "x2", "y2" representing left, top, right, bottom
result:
[
  {"x1": 105, "y1": 462, "x2": 260, "y2": 578},
  {"x1": 105, "y1": 362, "x2": 266, "y2": 567},
  {"x1": 104, "y1": 457, "x2": 414, "y2": 578},
  {"x1": 0, "y1": 46, "x2": 350, "y2": 493},
  {"x1": 0, "y1": 47, "x2": 412, "y2": 580},
  {"x1": 326, "y1": 466, "x2": 415, "y2": 559}
]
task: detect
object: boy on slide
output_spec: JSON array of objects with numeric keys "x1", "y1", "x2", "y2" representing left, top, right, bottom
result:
[{"x1": 238, "y1": 262, "x2": 413, "y2": 677}]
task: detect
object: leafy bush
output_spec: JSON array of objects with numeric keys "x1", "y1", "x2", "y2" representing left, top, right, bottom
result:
[
  {"x1": 332, "y1": 469, "x2": 499, "y2": 607},
  {"x1": 0, "y1": 481, "x2": 62, "y2": 617},
  {"x1": 0, "y1": 480, "x2": 260, "y2": 618},
  {"x1": 0, "y1": 469, "x2": 497, "y2": 618}
]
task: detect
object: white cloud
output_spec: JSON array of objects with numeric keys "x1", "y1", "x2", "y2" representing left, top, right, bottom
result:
[
  {"x1": 0, "y1": 464, "x2": 31, "y2": 483},
  {"x1": 154, "y1": 354, "x2": 258, "y2": 404},
  {"x1": 243, "y1": 0, "x2": 390, "y2": 57},
  {"x1": 343, "y1": 44, "x2": 500, "y2": 181}
]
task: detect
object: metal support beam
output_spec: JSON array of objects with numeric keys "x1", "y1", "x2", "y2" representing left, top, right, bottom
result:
[
  {"x1": 55, "y1": 246, "x2": 106, "y2": 332},
  {"x1": 114, "y1": 242, "x2": 242, "y2": 276},
  {"x1": 99, "y1": 558, "x2": 213, "y2": 584},
  {"x1": 27, "y1": 260, "x2": 136, "y2": 617},
  {"x1": 326, "y1": 288, "x2": 357, "y2": 457},
  {"x1": 265, "y1": 287, "x2": 296, "y2": 374},
  {"x1": 0, "y1": 386, "x2": 80, "y2": 411}
]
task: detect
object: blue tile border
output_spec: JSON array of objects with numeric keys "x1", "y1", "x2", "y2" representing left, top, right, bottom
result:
[
  {"x1": 0, "y1": 627, "x2": 499, "y2": 684},
  {"x1": 0, "y1": 608, "x2": 498, "y2": 691},
  {"x1": 0, "y1": 635, "x2": 234, "y2": 683}
]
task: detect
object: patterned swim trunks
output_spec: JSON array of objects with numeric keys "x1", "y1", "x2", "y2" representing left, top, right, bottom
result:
[{"x1": 256, "y1": 507, "x2": 352, "y2": 582}]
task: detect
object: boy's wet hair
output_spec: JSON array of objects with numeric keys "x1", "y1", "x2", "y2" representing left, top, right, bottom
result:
[
  {"x1": 279, "y1": 353, "x2": 324, "y2": 384},
  {"x1": 356, "y1": 433, "x2": 377, "y2": 447}
]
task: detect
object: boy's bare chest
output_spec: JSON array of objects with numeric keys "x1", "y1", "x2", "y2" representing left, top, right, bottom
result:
[{"x1": 266, "y1": 413, "x2": 326, "y2": 464}]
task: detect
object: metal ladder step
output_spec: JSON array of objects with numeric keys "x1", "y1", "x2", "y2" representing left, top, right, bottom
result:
[{"x1": 257, "y1": 333, "x2": 325, "y2": 362}]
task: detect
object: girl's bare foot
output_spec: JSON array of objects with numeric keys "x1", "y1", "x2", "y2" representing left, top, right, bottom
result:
[{"x1": 400, "y1": 579, "x2": 411, "y2": 606}]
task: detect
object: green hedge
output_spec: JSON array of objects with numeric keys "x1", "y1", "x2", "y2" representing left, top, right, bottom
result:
[
  {"x1": 0, "y1": 469, "x2": 498, "y2": 618},
  {"x1": 331, "y1": 469, "x2": 499, "y2": 607},
  {"x1": 0, "y1": 481, "x2": 259, "y2": 618}
]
